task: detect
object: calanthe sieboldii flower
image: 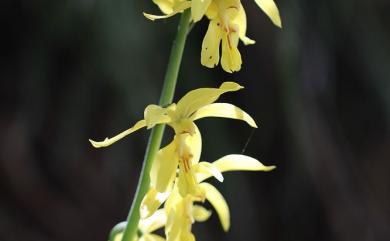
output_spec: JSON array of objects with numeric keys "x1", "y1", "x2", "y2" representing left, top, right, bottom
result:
[
  {"x1": 144, "y1": 0, "x2": 281, "y2": 27},
  {"x1": 89, "y1": 82, "x2": 272, "y2": 216},
  {"x1": 143, "y1": 0, "x2": 281, "y2": 72},
  {"x1": 162, "y1": 154, "x2": 275, "y2": 241},
  {"x1": 201, "y1": 0, "x2": 255, "y2": 73}
]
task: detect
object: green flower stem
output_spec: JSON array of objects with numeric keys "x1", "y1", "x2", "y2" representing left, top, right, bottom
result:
[{"x1": 120, "y1": 9, "x2": 192, "y2": 241}]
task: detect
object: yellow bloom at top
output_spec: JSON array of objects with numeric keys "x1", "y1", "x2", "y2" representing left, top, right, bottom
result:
[
  {"x1": 200, "y1": 0, "x2": 253, "y2": 73},
  {"x1": 145, "y1": 0, "x2": 281, "y2": 27},
  {"x1": 144, "y1": 0, "x2": 282, "y2": 72}
]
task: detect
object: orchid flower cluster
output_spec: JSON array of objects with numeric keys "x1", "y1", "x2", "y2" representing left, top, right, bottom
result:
[
  {"x1": 90, "y1": 0, "x2": 281, "y2": 240},
  {"x1": 90, "y1": 82, "x2": 275, "y2": 241},
  {"x1": 144, "y1": 0, "x2": 282, "y2": 72}
]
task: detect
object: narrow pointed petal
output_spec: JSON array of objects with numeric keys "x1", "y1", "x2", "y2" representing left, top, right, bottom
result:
[
  {"x1": 195, "y1": 162, "x2": 224, "y2": 182},
  {"x1": 89, "y1": 120, "x2": 146, "y2": 148},
  {"x1": 191, "y1": 103, "x2": 257, "y2": 128},
  {"x1": 140, "y1": 188, "x2": 170, "y2": 219},
  {"x1": 199, "y1": 182, "x2": 230, "y2": 231},
  {"x1": 191, "y1": 0, "x2": 212, "y2": 22},
  {"x1": 197, "y1": 154, "x2": 276, "y2": 182},
  {"x1": 143, "y1": 1, "x2": 191, "y2": 21},
  {"x1": 215, "y1": 154, "x2": 276, "y2": 172},
  {"x1": 192, "y1": 205, "x2": 212, "y2": 222},
  {"x1": 150, "y1": 140, "x2": 179, "y2": 193},
  {"x1": 253, "y1": 0, "x2": 282, "y2": 27},
  {"x1": 176, "y1": 82, "x2": 243, "y2": 118},
  {"x1": 234, "y1": 4, "x2": 256, "y2": 45},
  {"x1": 143, "y1": 12, "x2": 176, "y2": 21},
  {"x1": 201, "y1": 19, "x2": 222, "y2": 69},
  {"x1": 139, "y1": 209, "x2": 167, "y2": 233}
]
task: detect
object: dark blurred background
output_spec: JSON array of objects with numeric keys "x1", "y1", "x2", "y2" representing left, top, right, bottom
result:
[{"x1": 1, "y1": 0, "x2": 390, "y2": 241}]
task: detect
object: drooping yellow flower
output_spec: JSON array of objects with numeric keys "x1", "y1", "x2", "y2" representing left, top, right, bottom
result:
[
  {"x1": 195, "y1": 154, "x2": 275, "y2": 231},
  {"x1": 144, "y1": 152, "x2": 275, "y2": 232},
  {"x1": 144, "y1": 0, "x2": 282, "y2": 72},
  {"x1": 201, "y1": 0, "x2": 254, "y2": 72},
  {"x1": 110, "y1": 145, "x2": 276, "y2": 241},
  {"x1": 163, "y1": 154, "x2": 275, "y2": 240},
  {"x1": 90, "y1": 82, "x2": 259, "y2": 216},
  {"x1": 144, "y1": 0, "x2": 282, "y2": 27}
]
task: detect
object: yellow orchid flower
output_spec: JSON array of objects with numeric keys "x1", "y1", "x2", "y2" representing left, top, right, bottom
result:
[
  {"x1": 112, "y1": 209, "x2": 167, "y2": 241},
  {"x1": 89, "y1": 82, "x2": 250, "y2": 147},
  {"x1": 144, "y1": 0, "x2": 281, "y2": 72},
  {"x1": 163, "y1": 154, "x2": 275, "y2": 238},
  {"x1": 90, "y1": 82, "x2": 258, "y2": 216},
  {"x1": 196, "y1": 154, "x2": 275, "y2": 231},
  {"x1": 144, "y1": 0, "x2": 282, "y2": 27},
  {"x1": 201, "y1": 0, "x2": 254, "y2": 72}
]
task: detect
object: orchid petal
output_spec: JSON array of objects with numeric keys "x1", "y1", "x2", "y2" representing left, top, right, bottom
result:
[
  {"x1": 191, "y1": 103, "x2": 257, "y2": 128},
  {"x1": 199, "y1": 182, "x2": 230, "y2": 231},
  {"x1": 234, "y1": 4, "x2": 256, "y2": 45},
  {"x1": 150, "y1": 140, "x2": 179, "y2": 194},
  {"x1": 253, "y1": 0, "x2": 282, "y2": 27},
  {"x1": 197, "y1": 154, "x2": 276, "y2": 182},
  {"x1": 176, "y1": 82, "x2": 243, "y2": 118},
  {"x1": 201, "y1": 19, "x2": 222, "y2": 69},
  {"x1": 89, "y1": 120, "x2": 146, "y2": 148},
  {"x1": 221, "y1": 32, "x2": 241, "y2": 73}
]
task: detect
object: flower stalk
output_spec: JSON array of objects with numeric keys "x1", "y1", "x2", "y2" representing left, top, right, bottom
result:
[{"x1": 119, "y1": 9, "x2": 192, "y2": 241}]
